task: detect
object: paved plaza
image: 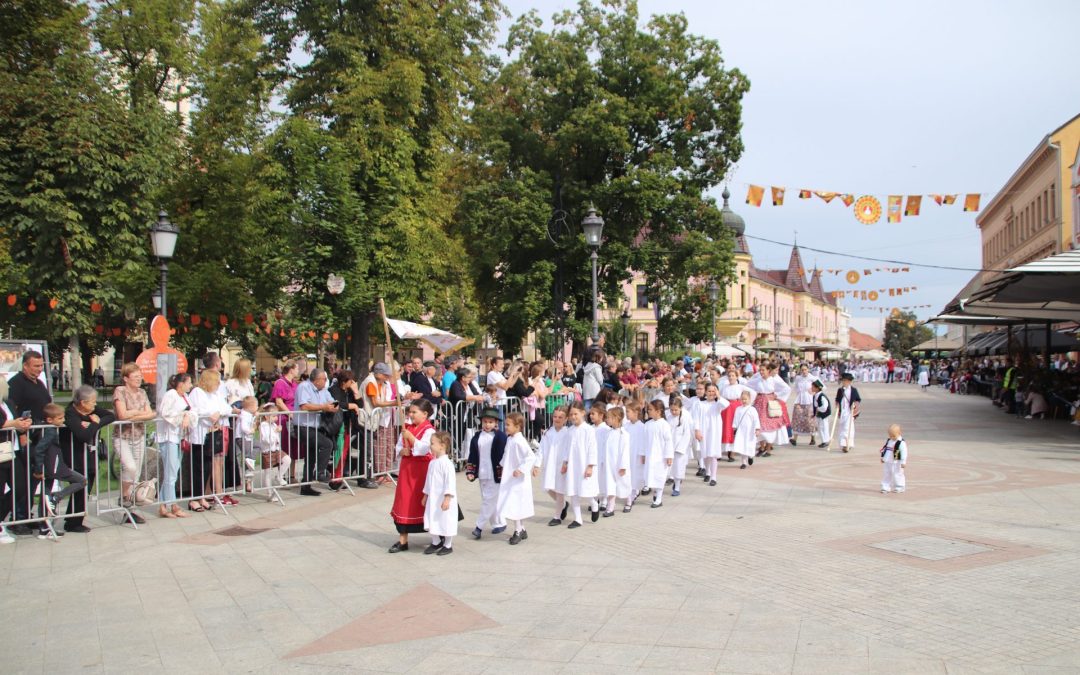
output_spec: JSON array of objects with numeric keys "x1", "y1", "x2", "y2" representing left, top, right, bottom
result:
[{"x1": 3, "y1": 383, "x2": 1080, "y2": 674}]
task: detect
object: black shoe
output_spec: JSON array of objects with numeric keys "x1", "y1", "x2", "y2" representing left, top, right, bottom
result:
[
  {"x1": 567, "y1": 521, "x2": 582, "y2": 529},
  {"x1": 641, "y1": 488, "x2": 651, "y2": 495},
  {"x1": 64, "y1": 524, "x2": 91, "y2": 534},
  {"x1": 436, "y1": 546, "x2": 453, "y2": 556},
  {"x1": 300, "y1": 486, "x2": 322, "y2": 496},
  {"x1": 790, "y1": 439, "x2": 797, "y2": 446},
  {"x1": 548, "y1": 518, "x2": 562, "y2": 526},
  {"x1": 509, "y1": 532, "x2": 521, "y2": 545},
  {"x1": 651, "y1": 501, "x2": 662, "y2": 508},
  {"x1": 709, "y1": 480, "x2": 717, "y2": 486},
  {"x1": 520, "y1": 530, "x2": 528, "y2": 540},
  {"x1": 123, "y1": 512, "x2": 146, "y2": 525},
  {"x1": 591, "y1": 509, "x2": 599, "y2": 523},
  {"x1": 726, "y1": 456, "x2": 735, "y2": 462},
  {"x1": 424, "y1": 541, "x2": 443, "y2": 555},
  {"x1": 316, "y1": 471, "x2": 331, "y2": 482},
  {"x1": 665, "y1": 478, "x2": 674, "y2": 485},
  {"x1": 491, "y1": 526, "x2": 507, "y2": 534},
  {"x1": 703, "y1": 475, "x2": 710, "y2": 483},
  {"x1": 471, "y1": 527, "x2": 482, "y2": 539},
  {"x1": 11, "y1": 524, "x2": 34, "y2": 536},
  {"x1": 327, "y1": 480, "x2": 344, "y2": 492},
  {"x1": 818, "y1": 443, "x2": 828, "y2": 449},
  {"x1": 695, "y1": 468, "x2": 706, "y2": 477},
  {"x1": 388, "y1": 542, "x2": 409, "y2": 553},
  {"x1": 740, "y1": 464, "x2": 747, "y2": 469},
  {"x1": 560, "y1": 503, "x2": 568, "y2": 520},
  {"x1": 748, "y1": 457, "x2": 754, "y2": 466},
  {"x1": 356, "y1": 478, "x2": 379, "y2": 489}
]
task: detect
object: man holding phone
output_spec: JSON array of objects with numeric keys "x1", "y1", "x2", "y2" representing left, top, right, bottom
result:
[
  {"x1": 293, "y1": 368, "x2": 337, "y2": 495},
  {"x1": 7, "y1": 351, "x2": 51, "y2": 533}
]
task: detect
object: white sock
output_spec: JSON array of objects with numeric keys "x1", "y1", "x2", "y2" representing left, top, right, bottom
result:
[
  {"x1": 606, "y1": 496, "x2": 616, "y2": 512},
  {"x1": 653, "y1": 490, "x2": 662, "y2": 505},
  {"x1": 515, "y1": 520, "x2": 524, "y2": 534},
  {"x1": 442, "y1": 536, "x2": 453, "y2": 549},
  {"x1": 432, "y1": 534, "x2": 442, "y2": 546},
  {"x1": 674, "y1": 479, "x2": 681, "y2": 491},
  {"x1": 590, "y1": 498, "x2": 599, "y2": 512},
  {"x1": 571, "y1": 497, "x2": 582, "y2": 523}
]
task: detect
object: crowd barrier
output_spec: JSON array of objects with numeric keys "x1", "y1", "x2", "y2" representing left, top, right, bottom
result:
[{"x1": 0, "y1": 423, "x2": 91, "y2": 540}]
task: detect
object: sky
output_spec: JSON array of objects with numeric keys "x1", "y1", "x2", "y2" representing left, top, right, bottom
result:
[{"x1": 499, "y1": 0, "x2": 1080, "y2": 337}]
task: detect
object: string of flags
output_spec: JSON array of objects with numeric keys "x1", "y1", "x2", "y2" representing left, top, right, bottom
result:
[
  {"x1": 795, "y1": 267, "x2": 910, "y2": 277},
  {"x1": 859, "y1": 305, "x2": 932, "y2": 312},
  {"x1": 832, "y1": 286, "x2": 918, "y2": 301},
  {"x1": 745, "y1": 184, "x2": 982, "y2": 224}
]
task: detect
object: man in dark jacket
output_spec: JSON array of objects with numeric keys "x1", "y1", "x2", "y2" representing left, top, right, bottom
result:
[
  {"x1": 8, "y1": 350, "x2": 51, "y2": 532},
  {"x1": 409, "y1": 361, "x2": 443, "y2": 408},
  {"x1": 60, "y1": 385, "x2": 115, "y2": 533}
]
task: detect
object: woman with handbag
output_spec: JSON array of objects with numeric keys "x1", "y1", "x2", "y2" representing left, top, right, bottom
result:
[
  {"x1": 156, "y1": 373, "x2": 193, "y2": 519},
  {"x1": 747, "y1": 362, "x2": 792, "y2": 457},
  {"x1": 0, "y1": 377, "x2": 33, "y2": 543},
  {"x1": 187, "y1": 370, "x2": 233, "y2": 512},
  {"x1": 112, "y1": 363, "x2": 156, "y2": 522}
]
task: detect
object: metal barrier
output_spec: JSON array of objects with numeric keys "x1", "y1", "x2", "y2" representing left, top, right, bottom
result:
[{"x1": 1, "y1": 422, "x2": 92, "y2": 541}]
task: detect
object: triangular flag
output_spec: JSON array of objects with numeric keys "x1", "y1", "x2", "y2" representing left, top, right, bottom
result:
[
  {"x1": 840, "y1": 194, "x2": 855, "y2": 207},
  {"x1": 904, "y1": 195, "x2": 922, "y2": 216},
  {"x1": 944, "y1": 194, "x2": 957, "y2": 205},
  {"x1": 771, "y1": 186, "x2": 785, "y2": 206},
  {"x1": 888, "y1": 289, "x2": 895, "y2": 297},
  {"x1": 815, "y1": 191, "x2": 839, "y2": 203},
  {"x1": 863, "y1": 269, "x2": 872, "y2": 275},
  {"x1": 901, "y1": 267, "x2": 909, "y2": 272},
  {"x1": 931, "y1": 194, "x2": 944, "y2": 206},
  {"x1": 887, "y1": 195, "x2": 902, "y2": 223},
  {"x1": 963, "y1": 194, "x2": 980, "y2": 212},
  {"x1": 799, "y1": 189, "x2": 812, "y2": 199},
  {"x1": 746, "y1": 185, "x2": 765, "y2": 207}
]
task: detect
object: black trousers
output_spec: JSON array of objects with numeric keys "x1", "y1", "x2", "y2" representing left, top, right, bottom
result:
[
  {"x1": 0, "y1": 462, "x2": 13, "y2": 523},
  {"x1": 62, "y1": 443, "x2": 94, "y2": 528},
  {"x1": 38, "y1": 448, "x2": 86, "y2": 518},
  {"x1": 292, "y1": 427, "x2": 332, "y2": 482},
  {"x1": 187, "y1": 444, "x2": 214, "y2": 499},
  {"x1": 12, "y1": 452, "x2": 39, "y2": 522}
]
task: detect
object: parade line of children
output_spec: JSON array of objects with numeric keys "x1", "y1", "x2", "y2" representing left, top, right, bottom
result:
[{"x1": 388, "y1": 366, "x2": 894, "y2": 554}]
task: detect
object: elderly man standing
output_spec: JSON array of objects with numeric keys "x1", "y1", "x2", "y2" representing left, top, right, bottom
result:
[
  {"x1": 293, "y1": 368, "x2": 337, "y2": 496},
  {"x1": 60, "y1": 386, "x2": 116, "y2": 533},
  {"x1": 410, "y1": 360, "x2": 443, "y2": 408}
]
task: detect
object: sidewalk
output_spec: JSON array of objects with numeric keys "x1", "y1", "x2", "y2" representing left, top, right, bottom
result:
[{"x1": 2, "y1": 383, "x2": 1078, "y2": 673}]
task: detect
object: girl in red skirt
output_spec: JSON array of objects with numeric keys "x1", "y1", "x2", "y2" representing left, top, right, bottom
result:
[{"x1": 389, "y1": 399, "x2": 436, "y2": 553}]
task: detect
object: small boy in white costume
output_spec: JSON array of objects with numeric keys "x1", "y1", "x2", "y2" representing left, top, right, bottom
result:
[{"x1": 880, "y1": 424, "x2": 907, "y2": 494}]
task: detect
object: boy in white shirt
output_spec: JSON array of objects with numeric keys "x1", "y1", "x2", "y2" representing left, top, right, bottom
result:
[{"x1": 880, "y1": 424, "x2": 908, "y2": 494}]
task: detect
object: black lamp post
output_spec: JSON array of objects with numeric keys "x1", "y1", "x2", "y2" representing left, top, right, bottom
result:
[
  {"x1": 750, "y1": 302, "x2": 761, "y2": 345},
  {"x1": 149, "y1": 210, "x2": 179, "y2": 317},
  {"x1": 620, "y1": 307, "x2": 631, "y2": 354},
  {"x1": 581, "y1": 204, "x2": 605, "y2": 344},
  {"x1": 708, "y1": 281, "x2": 719, "y2": 356}
]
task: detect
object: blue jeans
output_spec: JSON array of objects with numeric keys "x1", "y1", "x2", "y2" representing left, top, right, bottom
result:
[{"x1": 159, "y1": 441, "x2": 181, "y2": 504}]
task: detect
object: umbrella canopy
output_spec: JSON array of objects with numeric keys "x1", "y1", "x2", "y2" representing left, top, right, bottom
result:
[
  {"x1": 956, "y1": 251, "x2": 1080, "y2": 321},
  {"x1": 710, "y1": 343, "x2": 748, "y2": 358},
  {"x1": 958, "y1": 326, "x2": 1078, "y2": 356},
  {"x1": 386, "y1": 318, "x2": 473, "y2": 355},
  {"x1": 911, "y1": 336, "x2": 964, "y2": 352}
]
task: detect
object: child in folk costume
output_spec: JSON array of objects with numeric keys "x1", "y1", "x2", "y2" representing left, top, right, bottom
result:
[
  {"x1": 389, "y1": 400, "x2": 437, "y2": 553},
  {"x1": 917, "y1": 362, "x2": 930, "y2": 390},
  {"x1": 643, "y1": 400, "x2": 675, "y2": 507},
  {"x1": 561, "y1": 401, "x2": 599, "y2": 528},
  {"x1": 811, "y1": 380, "x2": 832, "y2": 449},
  {"x1": 789, "y1": 364, "x2": 818, "y2": 446},
  {"x1": 625, "y1": 400, "x2": 649, "y2": 510},
  {"x1": 720, "y1": 370, "x2": 755, "y2": 465},
  {"x1": 537, "y1": 406, "x2": 571, "y2": 525},
  {"x1": 730, "y1": 390, "x2": 761, "y2": 469},
  {"x1": 422, "y1": 431, "x2": 458, "y2": 556},
  {"x1": 835, "y1": 373, "x2": 862, "y2": 453},
  {"x1": 600, "y1": 407, "x2": 632, "y2": 516},
  {"x1": 666, "y1": 395, "x2": 695, "y2": 496},
  {"x1": 879, "y1": 424, "x2": 907, "y2": 493},
  {"x1": 465, "y1": 408, "x2": 508, "y2": 539},
  {"x1": 589, "y1": 403, "x2": 611, "y2": 513},
  {"x1": 497, "y1": 413, "x2": 536, "y2": 544},
  {"x1": 257, "y1": 403, "x2": 292, "y2": 492},
  {"x1": 748, "y1": 362, "x2": 792, "y2": 456},
  {"x1": 696, "y1": 383, "x2": 730, "y2": 487}
]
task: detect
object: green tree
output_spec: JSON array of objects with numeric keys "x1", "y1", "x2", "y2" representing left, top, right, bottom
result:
[
  {"x1": 455, "y1": 0, "x2": 748, "y2": 354},
  {"x1": 883, "y1": 311, "x2": 933, "y2": 357}
]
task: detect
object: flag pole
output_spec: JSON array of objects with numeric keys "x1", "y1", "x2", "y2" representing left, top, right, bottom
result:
[{"x1": 379, "y1": 298, "x2": 404, "y2": 434}]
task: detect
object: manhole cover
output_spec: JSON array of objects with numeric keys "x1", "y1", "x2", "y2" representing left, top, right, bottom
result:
[
  {"x1": 868, "y1": 535, "x2": 994, "y2": 560},
  {"x1": 215, "y1": 525, "x2": 270, "y2": 537}
]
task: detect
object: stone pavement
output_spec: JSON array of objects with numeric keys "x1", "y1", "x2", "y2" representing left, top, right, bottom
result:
[{"x1": 2, "y1": 383, "x2": 1080, "y2": 674}]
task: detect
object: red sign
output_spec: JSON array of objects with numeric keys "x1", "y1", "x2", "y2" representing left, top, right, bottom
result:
[{"x1": 135, "y1": 316, "x2": 188, "y2": 384}]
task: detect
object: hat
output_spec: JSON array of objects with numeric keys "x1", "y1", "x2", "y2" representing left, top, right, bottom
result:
[
  {"x1": 812, "y1": 379, "x2": 824, "y2": 389},
  {"x1": 840, "y1": 372, "x2": 854, "y2": 381},
  {"x1": 372, "y1": 363, "x2": 391, "y2": 376},
  {"x1": 479, "y1": 407, "x2": 501, "y2": 421}
]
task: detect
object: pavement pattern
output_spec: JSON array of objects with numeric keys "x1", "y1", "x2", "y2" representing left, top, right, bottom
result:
[{"x1": 2, "y1": 383, "x2": 1080, "y2": 674}]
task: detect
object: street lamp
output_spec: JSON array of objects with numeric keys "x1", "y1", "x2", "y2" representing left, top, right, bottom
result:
[
  {"x1": 750, "y1": 302, "x2": 761, "y2": 345},
  {"x1": 151, "y1": 288, "x2": 162, "y2": 312},
  {"x1": 149, "y1": 210, "x2": 179, "y2": 317},
  {"x1": 620, "y1": 307, "x2": 631, "y2": 355},
  {"x1": 581, "y1": 204, "x2": 605, "y2": 343},
  {"x1": 708, "y1": 281, "x2": 719, "y2": 357}
]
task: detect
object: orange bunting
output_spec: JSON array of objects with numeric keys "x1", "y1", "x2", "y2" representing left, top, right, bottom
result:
[
  {"x1": 27, "y1": 301, "x2": 36, "y2": 312},
  {"x1": 244, "y1": 313, "x2": 254, "y2": 325},
  {"x1": 799, "y1": 189, "x2": 812, "y2": 199},
  {"x1": 815, "y1": 191, "x2": 839, "y2": 203},
  {"x1": 944, "y1": 195, "x2": 957, "y2": 205},
  {"x1": 190, "y1": 313, "x2": 201, "y2": 325},
  {"x1": 6, "y1": 294, "x2": 16, "y2": 307},
  {"x1": 770, "y1": 186, "x2": 785, "y2": 206},
  {"x1": 840, "y1": 194, "x2": 855, "y2": 207},
  {"x1": 746, "y1": 185, "x2": 765, "y2": 207},
  {"x1": 219, "y1": 314, "x2": 228, "y2": 326},
  {"x1": 963, "y1": 194, "x2": 980, "y2": 212},
  {"x1": 846, "y1": 270, "x2": 860, "y2": 284},
  {"x1": 49, "y1": 298, "x2": 58, "y2": 309},
  {"x1": 332, "y1": 332, "x2": 340, "y2": 340},
  {"x1": 904, "y1": 195, "x2": 922, "y2": 216},
  {"x1": 90, "y1": 301, "x2": 102, "y2": 313}
]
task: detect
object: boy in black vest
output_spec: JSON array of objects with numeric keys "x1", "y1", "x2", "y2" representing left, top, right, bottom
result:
[
  {"x1": 811, "y1": 380, "x2": 832, "y2": 449},
  {"x1": 466, "y1": 408, "x2": 507, "y2": 539},
  {"x1": 835, "y1": 372, "x2": 861, "y2": 452}
]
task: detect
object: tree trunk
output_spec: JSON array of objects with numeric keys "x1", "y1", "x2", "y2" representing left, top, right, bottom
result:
[
  {"x1": 351, "y1": 310, "x2": 375, "y2": 378},
  {"x1": 68, "y1": 335, "x2": 83, "y2": 390},
  {"x1": 80, "y1": 342, "x2": 93, "y2": 385}
]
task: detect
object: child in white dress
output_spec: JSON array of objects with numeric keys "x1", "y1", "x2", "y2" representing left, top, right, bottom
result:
[
  {"x1": 561, "y1": 401, "x2": 598, "y2": 528},
  {"x1": 422, "y1": 431, "x2": 458, "y2": 555},
  {"x1": 625, "y1": 400, "x2": 648, "y2": 511},
  {"x1": 666, "y1": 396, "x2": 695, "y2": 496},
  {"x1": 590, "y1": 403, "x2": 611, "y2": 518},
  {"x1": 644, "y1": 400, "x2": 674, "y2": 507},
  {"x1": 497, "y1": 413, "x2": 536, "y2": 544},
  {"x1": 537, "y1": 406, "x2": 570, "y2": 525},
  {"x1": 600, "y1": 407, "x2": 631, "y2": 516},
  {"x1": 257, "y1": 403, "x2": 292, "y2": 494},
  {"x1": 730, "y1": 391, "x2": 761, "y2": 469}
]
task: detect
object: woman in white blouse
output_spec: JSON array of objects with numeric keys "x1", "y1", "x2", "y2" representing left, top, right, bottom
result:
[
  {"x1": 186, "y1": 370, "x2": 234, "y2": 512},
  {"x1": 156, "y1": 373, "x2": 194, "y2": 518},
  {"x1": 747, "y1": 362, "x2": 792, "y2": 456},
  {"x1": 789, "y1": 364, "x2": 818, "y2": 447}
]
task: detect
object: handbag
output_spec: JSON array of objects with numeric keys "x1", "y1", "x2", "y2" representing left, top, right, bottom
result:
[
  {"x1": 767, "y1": 400, "x2": 782, "y2": 418},
  {"x1": 261, "y1": 450, "x2": 284, "y2": 468},
  {"x1": 180, "y1": 439, "x2": 192, "y2": 453},
  {"x1": 132, "y1": 478, "x2": 157, "y2": 504},
  {"x1": 0, "y1": 440, "x2": 13, "y2": 463}
]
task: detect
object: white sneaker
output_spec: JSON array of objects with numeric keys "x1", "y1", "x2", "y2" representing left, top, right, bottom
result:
[
  {"x1": 0, "y1": 528, "x2": 14, "y2": 544},
  {"x1": 1024, "y1": 415, "x2": 1033, "y2": 419},
  {"x1": 881, "y1": 489, "x2": 890, "y2": 494}
]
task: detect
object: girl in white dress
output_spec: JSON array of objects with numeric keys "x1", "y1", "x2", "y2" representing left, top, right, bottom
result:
[
  {"x1": 790, "y1": 364, "x2": 817, "y2": 446},
  {"x1": 422, "y1": 431, "x2": 458, "y2": 555},
  {"x1": 666, "y1": 396, "x2": 695, "y2": 497},
  {"x1": 730, "y1": 391, "x2": 761, "y2": 469},
  {"x1": 696, "y1": 382, "x2": 730, "y2": 486},
  {"x1": 643, "y1": 400, "x2": 674, "y2": 507},
  {"x1": 720, "y1": 370, "x2": 755, "y2": 464},
  {"x1": 497, "y1": 413, "x2": 536, "y2": 545},
  {"x1": 537, "y1": 407, "x2": 570, "y2": 525},
  {"x1": 590, "y1": 403, "x2": 611, "y2": 505},
  {"x1": 625, "y1": 400, "x2": 648, "y2": 510},
  {"x1": 601, "y1": 407, "x2": 631, "y2": 516},
  {"x1": 561, "y1": 401, "x2": 598, "y2": 527}
]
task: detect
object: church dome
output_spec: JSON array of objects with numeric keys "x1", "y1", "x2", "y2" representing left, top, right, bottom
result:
[{"x1": 720, "y1": 187, "x2": 745, "y2": 236}]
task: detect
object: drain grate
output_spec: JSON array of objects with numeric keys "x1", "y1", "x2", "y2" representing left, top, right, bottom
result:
[{"x1": 214, "y1": 525, "x2": 271, "y2": 537}]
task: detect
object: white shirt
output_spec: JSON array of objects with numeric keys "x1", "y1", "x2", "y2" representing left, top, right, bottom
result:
[
  {"x1": 225, "y1": 378, "x2": 255, "y2": 406},
  {"x1": 486, "y1": 371, "x2": 507, "y2": 405},
  {"x1": 477, "y1": 430, "x2": 496, "y2": 480}
]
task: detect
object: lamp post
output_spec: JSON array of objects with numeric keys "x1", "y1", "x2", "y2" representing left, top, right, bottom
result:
[
  {"x1": 149, "y1": 210, "x2": 179, "y2": 317},
  {"x1": 620, "y1": 307, "x2": 631, "y2": 355},
  {"x1": 325, "y1": 274, "x2": 345, "y2": 368},
  {"x1": 151, "y1": 288, "x2": 162, "y2": 312},
  {"x1": 750, "y1": 302, "x2": 761, "y2": 345},
  {"x1": 581, "y1": 204, "x2": 605, "y2": 344},
  {"x1": 708, "y1": 281, "x2": 719, "y2": 357}
]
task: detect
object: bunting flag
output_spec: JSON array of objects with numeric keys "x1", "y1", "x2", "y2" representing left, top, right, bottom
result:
[
  {"x1": 887, "y1": 195, "x2": 902, "y2": 223},
  {"x1": 944, "y1": 194, "x2": 957, "y2": 205},
  {"x1": 931, "y1": 194, "x2": 944, "y2": 206},
  {"x1": 963, "y1": 193, "x2": 981, "y2": 212},
  {"x1": 840, "y1": 194, "x2": 855, "y2": 207},
  {"x1": 815, "y1": 191, "x2": 839, "y2": 203},
  {"x1": 746, "y1": 185, "x2": 765, "y2": 207},
  {"x1": 853, "y1": 195, "x2": 882, "y2": 225},
  {"x1": 771, "y1": 186, "x2": 785, "y2": 206},
  {"x1": 799, "y1": 189, "x2": 812, "y2": 199},
  {"x1": 904, "y1": 195, "x2": 922, "y2": 216}
]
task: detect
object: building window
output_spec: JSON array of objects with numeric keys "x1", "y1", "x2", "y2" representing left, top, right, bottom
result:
[
  {"x1": 636, "y1": 285, "x2": 649, "y2": 309},
  {"x1": 1050, "y1": 184, "x2": 1056, "y2": 221},
  {"x1": 635, "y1": 332, "x2": 649, "y2": 354},
  {"x1": 740, "y1": 284, "x2": 746, "y2": 308}
]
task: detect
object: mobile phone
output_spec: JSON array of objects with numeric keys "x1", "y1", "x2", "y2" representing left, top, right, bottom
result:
[{"x1": 20, "y1": 411, "x2": 32, "y2": 419}]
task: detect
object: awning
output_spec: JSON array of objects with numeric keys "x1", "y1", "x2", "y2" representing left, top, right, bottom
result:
[
  {"x1": 953, "y1": 250, "x2": 1080, "y2": 321},
  {"x1": 911, "y1": 336, "x2": 964, "y2": 352},
  {"x1": 958, "y1": 326, "x2": 1078, "y2": 356}
]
